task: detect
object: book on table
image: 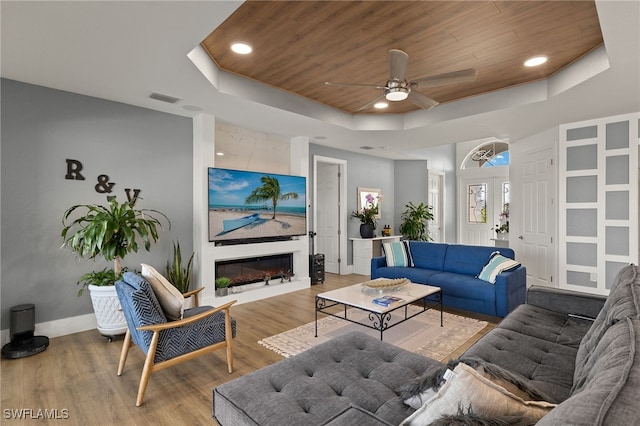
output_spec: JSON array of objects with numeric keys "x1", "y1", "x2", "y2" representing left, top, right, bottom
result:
[{"x1": 372, "y1": 295, "x2": 404, "y2": 307}]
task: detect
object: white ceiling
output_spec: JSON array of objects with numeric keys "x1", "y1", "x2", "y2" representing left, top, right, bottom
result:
[{"x1": 2, "y1": 1, "x2": 639, "y2": 160}]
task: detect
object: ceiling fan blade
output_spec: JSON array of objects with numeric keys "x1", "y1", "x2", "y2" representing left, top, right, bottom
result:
[
  {"x1": 410, "y1": 68, "x2": 477, "y2": 89},
  {"x1": 389, "y1": 49, "x2": 409, "y2": 81},
  {"x1": 408, "y1": 91, "x2": 439, "y2": 110},
  {"x1": 324, "y1": 81, "x2": 384, "y2": 89},
  {"x1": 355, "y1": 94, "x2": 387, "y2": 112}
]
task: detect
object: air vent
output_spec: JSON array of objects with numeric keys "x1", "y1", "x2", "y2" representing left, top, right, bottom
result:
[
  {"x1": 360, "y1": 146, "x2": 375, "y2": 150},
  {"x1": 150, "y1": 92, "x2": 181, "y2": 104}
]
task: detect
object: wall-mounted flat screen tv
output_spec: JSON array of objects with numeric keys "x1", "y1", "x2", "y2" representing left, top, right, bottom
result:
[{"x1": 208, "y1": 168, "x2": 307, "y2": 244}]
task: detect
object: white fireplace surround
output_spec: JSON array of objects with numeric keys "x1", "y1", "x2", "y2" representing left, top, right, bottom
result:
[{"x1": 193, "y1": 115, "x2": 311, "y2": 307}]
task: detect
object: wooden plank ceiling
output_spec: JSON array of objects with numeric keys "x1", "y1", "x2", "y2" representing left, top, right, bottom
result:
[{"x1": 201, "y1": 1, "x2": 603, "y2": 114}]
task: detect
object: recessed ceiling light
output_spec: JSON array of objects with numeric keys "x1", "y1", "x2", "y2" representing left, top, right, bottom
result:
[
  {"x1": 524, "y1": 56, "x2": 548, "y2": 67},
  {"x1": 374, "y1": 101, "x2": 389, "y2": 109},
  {"x1": 216, "y1": 152, "x2": 224, "y2": 156},
  {"x1": 231, "y1": 42, "x2": 252, "y2": 55}
]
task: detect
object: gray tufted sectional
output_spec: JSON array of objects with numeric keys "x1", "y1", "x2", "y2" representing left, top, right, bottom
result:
[{"x1": 213, "y1": 264, "x2": 640, "y2": 425}]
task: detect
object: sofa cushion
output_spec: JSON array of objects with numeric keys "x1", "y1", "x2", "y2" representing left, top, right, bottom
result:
[
  {"x1": 400, "y1": 363, "x2": 555, "y2": 425},
  {"x1": 213, "y1": 331, "x2": 444, "y2": 426},
  {"x1": 443, "y1": 245, "x2": 515, "y2": 277},
  {"x1": 382, "y1": 241, "x2": 413, "y2": 267},
  {"x1": 477, "y1": 253, "x2": 521, "y2": 284},
  {"x1": 573, "y1": 263, "x2": 640, "y2": 393},
  {"x1": 497, "y1": 304, "x2": 593, "y2": 349},
  {"x1": 462, "y1": 328, "x2": 577, "y2": 403},
  {"x1": 538, "y1": 318, "x2": 640, "y2": 425},
  {"x1": 321, "y1": 404, "x2": 394, "y2": 426},
  {"x1": 408, "y1": 241, "x2": 448, "y2": 271},
  {"x1": 373, "y1": 266, "x2": 440, "y2": 285}
]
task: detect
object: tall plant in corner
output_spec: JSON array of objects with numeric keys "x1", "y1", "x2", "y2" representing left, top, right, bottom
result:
[
  {"x1": 61, "y1": 196, "x2": 170, "y2": 337},
  {"x1": 399, "y1": 202, "x2": 434, "y2": 241}
]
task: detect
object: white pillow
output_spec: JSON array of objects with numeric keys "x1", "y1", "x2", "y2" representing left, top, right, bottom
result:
[
  {"x1": 141, "y1": 263, "x2": 184, "y2": 321},
  {"x1": 401, "y1": 363, "x2": 555, "y2": 425}
]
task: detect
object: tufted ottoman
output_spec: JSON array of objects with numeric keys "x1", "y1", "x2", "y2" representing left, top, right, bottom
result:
[{"x1": 213, "y1": 331, "x2": 443, "y2": 425}]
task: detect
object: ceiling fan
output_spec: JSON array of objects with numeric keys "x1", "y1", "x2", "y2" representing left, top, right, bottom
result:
[{"x1": 325, "y1": 49, "x2": 477, "y2": 111}]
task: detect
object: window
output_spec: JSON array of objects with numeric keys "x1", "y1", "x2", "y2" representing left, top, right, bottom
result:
[
  {"x1": 463, "y1": 141, "x2": 510, "y2": 169},
  {"x1": 467, "y1": 183, "x2": 487, "y2": 223}
]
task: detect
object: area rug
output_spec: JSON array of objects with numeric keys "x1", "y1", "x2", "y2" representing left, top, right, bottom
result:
[{"x1": 258, "y1": 306, "x2": 488, "y2": 361}]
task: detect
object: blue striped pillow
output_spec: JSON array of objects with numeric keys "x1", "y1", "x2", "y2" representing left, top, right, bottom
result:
[
  {"x1": 477, "y1": 252, "x2": 520, "y2": 284},
  {"x1": 382, "y1": 241, "x2": 414, "y2": 267}
]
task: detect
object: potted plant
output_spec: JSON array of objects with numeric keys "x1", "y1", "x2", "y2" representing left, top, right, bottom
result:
[
  {"x1": 399, "y1": 202, "x2": 434, "y2": 241},
  {"x1": 165, "y1": 241, "x2": 194, "y2": 294},
  {"x1": 215, "y1": 277, "x2": 232, "y2": 297},
  {"x1": 61, "y1": 196, "x2": 169, "y2": 337},
  {"x1": 351, "y1": 196, "x2": 379, "y2": 238},
  {"x1": 492, "y1": 206, "x2": 510, "y2": 240}
]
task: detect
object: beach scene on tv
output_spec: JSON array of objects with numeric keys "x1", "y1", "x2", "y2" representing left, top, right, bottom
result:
[{"x1": 208, "y1": 168, "x2": 307, "y2": 242}]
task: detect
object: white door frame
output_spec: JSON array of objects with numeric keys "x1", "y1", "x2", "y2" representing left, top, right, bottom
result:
[
  {"x1": 313, "y1": 155, "x2": 348, "y2": 274},
  {"x1": 428, "y1": 170, "x2": 445, "y2": 242}
]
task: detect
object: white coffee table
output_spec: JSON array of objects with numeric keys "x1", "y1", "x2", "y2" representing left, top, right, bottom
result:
[{"x1": 315, "y1": 281, "x2": 442, "y2": 340}]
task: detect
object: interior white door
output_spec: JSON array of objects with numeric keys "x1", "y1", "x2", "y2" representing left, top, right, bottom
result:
[
  {"x1": 428, "y1": 171, "x2": 444, "y2": 242},
  {"x1": 315, "y1": 163, "x2": 340, "y2": 274},
  {"x1": 517, "y1": 148, "x2": 555, "y2": 287}
]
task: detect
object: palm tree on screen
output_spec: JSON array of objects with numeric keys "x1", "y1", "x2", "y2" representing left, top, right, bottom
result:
[{"x1": 245, "y1": 176, "x2": 298, "y2": 219}]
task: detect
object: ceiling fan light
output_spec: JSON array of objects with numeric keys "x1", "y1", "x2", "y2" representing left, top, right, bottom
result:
[{"x1": 385, "y1": 88, "x2": 408, "y2": 101}]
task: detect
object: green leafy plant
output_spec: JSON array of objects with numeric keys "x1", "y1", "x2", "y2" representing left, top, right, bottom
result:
[
  {"x1": 399, "y1": 202, "x2": 434, "y2": 241},
  {"x1": 165, "y1": 241, "x2": 194, "y2": 293},
  {"x1": 215, "y1": 277, "x2": 232, "y2": 289},
  {"x1": 61, "y1": 196, "x2": 170, "y2": 278},
  {"x1": 76, "y1": 267, "x2": 127, "y2": 297}
]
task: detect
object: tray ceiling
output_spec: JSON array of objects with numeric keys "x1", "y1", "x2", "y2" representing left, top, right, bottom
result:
[{"x1": 201, "y1": 1, "x2": 603, "y2": 115}]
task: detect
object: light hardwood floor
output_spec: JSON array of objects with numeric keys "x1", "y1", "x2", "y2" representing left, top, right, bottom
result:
[{"x1": 0, "y1": 274, "x2": 498, "y2": 425}]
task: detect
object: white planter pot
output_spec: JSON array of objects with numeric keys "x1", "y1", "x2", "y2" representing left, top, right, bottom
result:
[{"x1": 88, "y1": 284, "x2": 128, "y2": 337}]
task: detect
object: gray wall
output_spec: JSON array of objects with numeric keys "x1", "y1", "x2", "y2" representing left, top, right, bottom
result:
[
  {"x1": 1, "y1": 79, "x2": 193, "y2": 328},
  {"x1": 393, "y1": 160, "x2": 428, "y2": 235}
]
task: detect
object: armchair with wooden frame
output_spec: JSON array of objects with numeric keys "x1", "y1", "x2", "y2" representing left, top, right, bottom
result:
[{"x1": 115, "y1": 272, "x2": 236, "y2": 406}]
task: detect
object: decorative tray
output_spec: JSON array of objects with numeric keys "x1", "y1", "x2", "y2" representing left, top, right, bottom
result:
[{"x1": 361, "y1": 278, "x2": 409, "y2": 295}]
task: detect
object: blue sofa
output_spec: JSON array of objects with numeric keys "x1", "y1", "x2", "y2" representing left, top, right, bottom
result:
[{"x1": 371, "y1": 241, "x2": 526, "y2": 317}]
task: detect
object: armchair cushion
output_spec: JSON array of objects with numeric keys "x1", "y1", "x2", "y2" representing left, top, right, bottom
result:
[
  {"x1": 141, "y1": 263, "x2": 184, "y2": 321},
  {"x1": 116, "y1": 272, "x2": 167, "y2": 352}
]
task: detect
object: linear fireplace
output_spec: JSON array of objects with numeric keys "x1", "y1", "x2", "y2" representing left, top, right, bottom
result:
[{"x1": 215, "y1": 253, "x2": 294, "y2": 287}]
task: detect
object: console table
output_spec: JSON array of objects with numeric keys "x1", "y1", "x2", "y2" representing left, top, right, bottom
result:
[{"x1": 351, "y1": 235, "x2": 401, "y2": 275}]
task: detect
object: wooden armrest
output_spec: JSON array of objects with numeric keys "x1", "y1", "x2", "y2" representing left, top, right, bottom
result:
[
  {"x1": 182, "y1": 287, "x2": 204, "y2": 298},
  {"x1": 137, "y1": 300, "x2": 236, "y2": 333},
  {"x1": 182, "y1": 287, "x2": 204, "y2": 307}
]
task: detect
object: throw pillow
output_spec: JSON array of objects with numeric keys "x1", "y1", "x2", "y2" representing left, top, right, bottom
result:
[
  {"x1": 400, "y1": 363, "x2": 556, "y2": 426},
  {"x1": 401, "y1": 358, "x2": 554, "y2": 409},
  {"x1": 141, "y1": 263, "x2": 184, "y2": 321},
  {"x1": 382, "y1": 241, "x2": 414, "y2": 267},
  {"x1": 477, "y1": 252, "x2": 520, "y2": 284}
]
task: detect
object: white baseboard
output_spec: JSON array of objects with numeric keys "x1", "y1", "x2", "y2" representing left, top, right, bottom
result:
[{"x1": 1, "y1": 313, "x2": 97, "y2": 346}]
